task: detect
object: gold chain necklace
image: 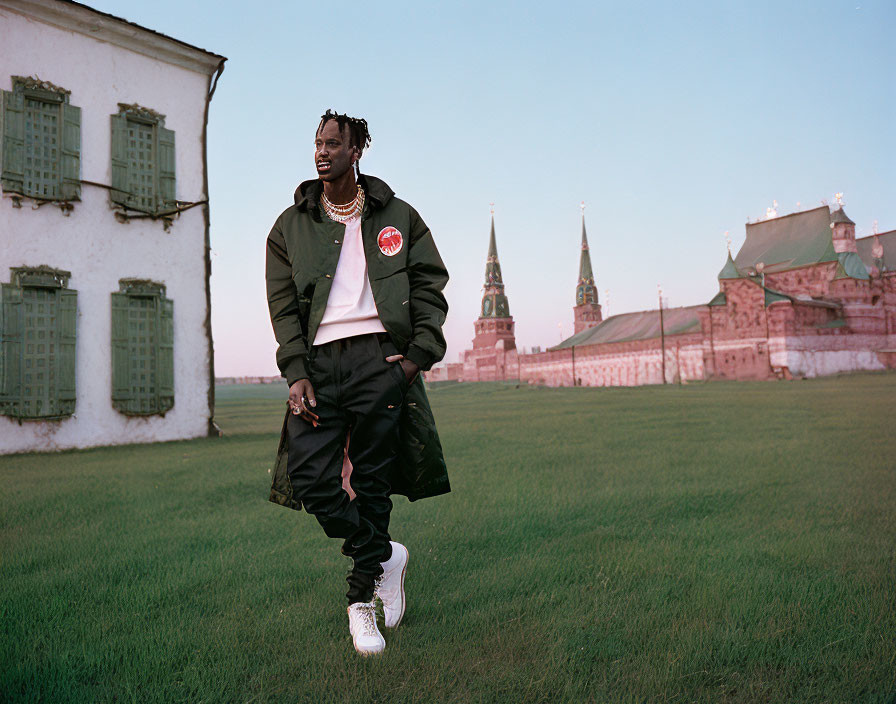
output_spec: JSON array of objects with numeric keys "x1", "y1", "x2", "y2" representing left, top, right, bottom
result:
[{"x1": 321, "y1": 185, "x2": 364, "y2": 223}]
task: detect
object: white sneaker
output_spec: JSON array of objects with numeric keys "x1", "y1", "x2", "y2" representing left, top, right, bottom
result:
[
  {"x1": 374, "y1": 541, "x2": 409, "y2": 628},
  {"x1": 347, "y1": 600, "x2": 385, "y2": 656}
]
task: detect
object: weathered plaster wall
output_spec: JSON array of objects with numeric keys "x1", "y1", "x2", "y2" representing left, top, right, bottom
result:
[
  {"x1": 0, "y1": 9, "x2": 212, "y2": 453},
  {"x1": 773, "y1": 335, "x2": 888, "y2": 377}
]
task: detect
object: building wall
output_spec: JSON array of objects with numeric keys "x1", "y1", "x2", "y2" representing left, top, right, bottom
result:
[
  {"x1": 462, "y1": 345, "x2": 519, "y2": 382},
  {"x1": 519, "y1": 334, "x2": 706, "y2": 387},
  {"x1": 464, "y1": 267, "x2": 896, "y2": 389},
  {"x1": 0, "y1": 8, "x2": 213, "y2": 452},
  {"x1": 772, "y1": 334, "x2": 889, "y2": 377},
  {"x1": 764, "y1": 262, "x2": 838, "y2": 298}
]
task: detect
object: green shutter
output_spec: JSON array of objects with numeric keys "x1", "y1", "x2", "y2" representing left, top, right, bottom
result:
[
  {"x1": 157, "y1": 297, "x2": 174, "y2": 413},
  {"x1": 0, "y1": 284, "x2": 23, "y2": 415},
  {"x1": 1, "y1": 90, "x2": 25, "y2": 194},
  {"x1": 60, "y1": 103, "x2": 81, "y2": 201},
  {"x1": 57, "y1": 289, "x2": 77, "y2": 413},
  {"x1": 110, "y1": 292, "x2": 132, "y2": 412},
  {"x1": 109, "y1": 114, "x2": 129, "y2": 207},
  {"x1": 157, "y1": 126, "x2": 176, "y2": 211}
]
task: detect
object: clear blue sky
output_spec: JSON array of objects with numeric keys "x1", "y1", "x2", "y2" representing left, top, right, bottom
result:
[{"x1": 90, "y1": 0, "x2": 896, "y2": 375}]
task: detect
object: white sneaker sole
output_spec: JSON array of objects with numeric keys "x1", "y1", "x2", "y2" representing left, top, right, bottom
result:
[
  {"x1": 353, "y1": 643, "x2": 384, "y2": 656},
  {"x1": 386, "y1": 546, "x2": 408, "y2": 628}
]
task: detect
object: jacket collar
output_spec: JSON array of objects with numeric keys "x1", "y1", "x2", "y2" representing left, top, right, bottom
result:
[{"x1": 294, "y1": 174, "x2": 395, "y2": 213}]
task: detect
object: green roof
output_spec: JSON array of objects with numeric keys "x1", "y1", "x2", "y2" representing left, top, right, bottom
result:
[
  {"x1": 717, "y1": 251, "x2": 743, "y2": 280},
  {"x1": 830, "y1": 207, "x2": 855, "y2": 225},
  {"x1": 552, "y1": 305, "x2": 703, "y2": 350},
  {"x1": 578, "y1": 215, "x2": 594, "y2": 282},
  {"x1": 708, "y1": 291, "x2": 727, "y2": 306},
  {"x1": 483, "y1": 214, "x2": 506, "y2": 289},
  {"x1": 856, "y1": 230, "x2": 896, "y2": 272},
  {"x1": 764, "y1": 288, "x2": 791, "y2": 305},
  {"x1": 835, "y1": 251, "x2": 870, "y2": 280},
  {"x1": 735, "y1": 206, "x2": 838, "y2": 275}
]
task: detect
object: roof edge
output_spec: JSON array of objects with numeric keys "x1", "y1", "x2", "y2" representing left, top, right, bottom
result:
[
  {"x1": 549, "y1": 303, "x2": 708, "y2": 350},
  {"x1": 856, "y1": 229, "x2": 896, "y2": 244},
  {"x1": 1, "y1": 0, "x2": 226, "y2": 74},
  {"x1": 745, "y1": 204, "x2": 829, "y2": 229}
]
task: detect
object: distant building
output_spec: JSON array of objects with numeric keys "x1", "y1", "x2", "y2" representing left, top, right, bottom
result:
[
  {"x1": 573, "y1": 208, "x2": 602, "y2": 334},
  {"x1": 0, "y1": 0, "x2": 225, "y2": 453},
  {"x1": 439, "y1": 202, "x2": 895, "y2": 386},
  {"x1": 461, "y1": 211, "x2": 518, "y2": 382}
]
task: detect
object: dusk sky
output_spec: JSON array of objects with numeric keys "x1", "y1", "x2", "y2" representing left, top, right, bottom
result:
[{"x1": 90, "y1": 0, "x2": 895, "y2": 376}]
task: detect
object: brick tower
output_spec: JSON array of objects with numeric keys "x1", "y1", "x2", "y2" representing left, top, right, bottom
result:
[
  {"x1": 462, "y1": 208, "x2": 518, "y2": 381},
  {"x1": 573, "y1": 204, "x2": 602, "y2": 334},
  {"x1": 473, "y1": 209, "x2": 516, "y2": 350}
]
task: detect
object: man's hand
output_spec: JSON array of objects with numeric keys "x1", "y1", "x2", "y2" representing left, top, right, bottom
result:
[
  {"x1": 289, "y1": 379, "x2": 320, "y2": 426},
  {"x1": 385, "y1": 354, "x2": 420, "y2": 384}
]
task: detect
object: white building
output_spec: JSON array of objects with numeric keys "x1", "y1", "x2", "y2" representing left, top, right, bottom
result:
[{"x1": 0, "y1": 0, "x2": 225, "y2": 453}]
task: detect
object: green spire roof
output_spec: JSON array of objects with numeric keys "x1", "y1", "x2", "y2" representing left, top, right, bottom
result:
[
  {"x1": 830, "y1": 207, "x2": 855, "y2": 225},
  {"x1": 483, "y1": 213, "x2": 505, "y2": 290},
  {"x1": 717, "y1": 250, "x2": 743, "y2": 280},
  {"x1": 480, "y1": 211, "x2": 511, "y2": 318},
  {"x1": 578, "y1": 215, "x2": 594, "y2": 283}
]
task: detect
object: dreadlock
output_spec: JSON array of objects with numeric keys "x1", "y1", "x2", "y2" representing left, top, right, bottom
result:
[{"x1": 318, "y1": 109, "x2": 372, "y2": 158}]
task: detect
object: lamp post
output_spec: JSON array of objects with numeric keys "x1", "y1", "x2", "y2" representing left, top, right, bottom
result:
[{"x1": 658, "y1": 284, "x2": 666, "y2": 385}]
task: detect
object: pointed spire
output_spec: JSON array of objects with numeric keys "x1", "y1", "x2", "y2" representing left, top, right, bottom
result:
[
  {"x1": 718, "y1": 250, "x2": 743, "y2": 280},
  {"x1": 575, "y1": 204, "x2": 599, "y2": 311},
  {"x1": 480, "y1": 205, "x2": 510, "y2": 319},
  {"x1": 487, "y1": 210, "x2": 498, "y2": 260},
  {"x1": 573, "y1": 202, "x2": 602, "y2": 333},
  {"x1": 483, "y1": 208, "x2": 504, "y2": 289},
  {"x1": 578, "y1": 205, "x2": 594, "y2": 283},
  {"x1": 830, "y1": 207, "x2": 855, "y2": 225}
]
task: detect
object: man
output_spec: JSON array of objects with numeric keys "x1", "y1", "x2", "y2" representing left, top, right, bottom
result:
[{"x1": 265, "y1": 110, "x2": 450, "y2": 656}]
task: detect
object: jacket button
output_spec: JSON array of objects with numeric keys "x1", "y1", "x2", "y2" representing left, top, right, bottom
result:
[
  {"x1": 334, "y1": 240, "x2": 339, "y2": 244},
  {"x1": 325, "y1": 274, "x2": 332, "y2": 278}
]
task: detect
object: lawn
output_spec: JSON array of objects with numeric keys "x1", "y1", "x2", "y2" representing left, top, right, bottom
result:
[{"x1": 2, "y1": 374, "x2": 895, "y2": 703}]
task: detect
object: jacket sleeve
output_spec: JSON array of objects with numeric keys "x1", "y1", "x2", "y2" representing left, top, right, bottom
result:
[
  {"x1": 403, "y1": 207, "x2": 449, "y2": 371},
  {"x1": 265, "y1": 219, "x2": 310, "y2": 386}
]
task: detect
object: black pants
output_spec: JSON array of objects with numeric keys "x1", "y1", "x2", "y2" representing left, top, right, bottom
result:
[{"x1": 286, "y1": 333, "x2": 407, "y2": 604}]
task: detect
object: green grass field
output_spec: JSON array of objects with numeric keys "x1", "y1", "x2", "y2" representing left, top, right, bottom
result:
[{"x1": 2, "y1": 374, "x2": 895, "y2": 703}]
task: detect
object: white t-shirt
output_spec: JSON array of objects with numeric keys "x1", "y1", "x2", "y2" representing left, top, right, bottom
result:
[{"x1": 312, "y1": 215, "x2": 387, "y2": 346}]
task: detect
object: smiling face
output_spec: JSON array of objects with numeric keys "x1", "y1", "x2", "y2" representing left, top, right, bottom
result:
[{"x1": 314, "y1": 120, "x2": 358, "y2": 183}]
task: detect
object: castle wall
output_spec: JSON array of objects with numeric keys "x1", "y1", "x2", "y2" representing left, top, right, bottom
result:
[
  {"x1": 462, "y1": 345, "x2": 519, "y2": 382},
  {"x1": 764, "y1": 262, "x2": 838, "y2": 298},
  {"x1": 771, "y1": 334, "x2": 890, "y2": 377},
  {"x1": 519, "y1": 333, "x2": 705, "y2": 387},
  {"x1": 456, "y1": 208, "x2": 896, "y2": 389}
]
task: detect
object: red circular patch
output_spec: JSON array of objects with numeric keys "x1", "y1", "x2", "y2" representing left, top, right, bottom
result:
[{"x1": 377, "y1": 227, "x2": 403, "y2": 256}]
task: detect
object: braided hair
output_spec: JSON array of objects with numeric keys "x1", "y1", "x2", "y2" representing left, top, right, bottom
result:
[{"x1": 318, "y1": 109, "x2": 371, "y2": 163}]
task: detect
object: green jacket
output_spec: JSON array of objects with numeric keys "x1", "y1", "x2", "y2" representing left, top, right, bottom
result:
[{"x1": 266, "y1": 174, "x2": 451, "y2": 506}]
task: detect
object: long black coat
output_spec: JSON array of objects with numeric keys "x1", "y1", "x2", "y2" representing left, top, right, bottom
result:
[
  {"x1": 269, "y1": 375, "x2": 450, "y2": 509},
  {"x1": 265, "y1": 174, "x2": 450, "y2": 508}
]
